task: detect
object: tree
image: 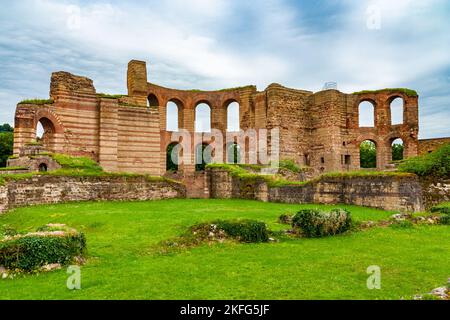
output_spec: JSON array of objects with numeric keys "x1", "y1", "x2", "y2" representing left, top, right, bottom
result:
[
  {"x1": 392, "y1": 143, "x2": 404, "y2": 161},
  {"x1": 360, "y1": 140, "x2": 376, "y2": 168},
  {"x1": 0, "y1": 132, "x2": 13, "y2": 167},
  {"x1": 0, "y1": 123, "x2": 13, "y2": 133}
]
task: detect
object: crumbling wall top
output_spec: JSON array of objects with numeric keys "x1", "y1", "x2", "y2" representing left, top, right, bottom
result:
[{"x1": 50, "y1": 71, "x2": 96, "y2": 99}]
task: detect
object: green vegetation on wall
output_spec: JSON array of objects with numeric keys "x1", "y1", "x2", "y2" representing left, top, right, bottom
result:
[
  {"x1": 353, "y1": 88, "x2": 418, "y2": 97},
  {"x1": 398, "y1": 143, "x2": 450, "y2": 178},
  {"x1": 18, "y1": 99, "x2": 54, "y2": 105}
]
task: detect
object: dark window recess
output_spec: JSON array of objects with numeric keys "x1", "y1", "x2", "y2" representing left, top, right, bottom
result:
[
  {"x1": 304, "y1": 154, "x2": 310, "y2": 166},
  {"x1": 345, "y1": 155, "x2": 351, "y2": 165},
  {"x1": 321, "y1": 157, "x2": 325, "y2": 164}
]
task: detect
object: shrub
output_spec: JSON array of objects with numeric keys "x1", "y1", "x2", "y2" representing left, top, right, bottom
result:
[
  {"x1": 440, "y1": 215, "x2": 450, "y2": 225},
  {"x1": 292, "y1": 209, "x2": 352, "y2": 238},
  {"x1": 215, "y1": 220, "x2": 269, "y2": 243},
  {"x1": 278, "y1": 214, "x2": 292, "y2": 224},
  {"x1": 430, "y1": 205, "x2": 450, "y2": 214},
  {"x1": 278, "y1": 159, "x2": 302, "y2": 173},
  {"x1": 0, "y1": 226, "x2": 86, "y2": 271},
  {"x1": 398, "y1": 143, "x2": 450, "y2": 178}
]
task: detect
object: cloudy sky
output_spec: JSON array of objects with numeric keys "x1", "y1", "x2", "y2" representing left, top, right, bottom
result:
[{"x1": 0, "y1": 0, "x2": 449, "y2": 138}]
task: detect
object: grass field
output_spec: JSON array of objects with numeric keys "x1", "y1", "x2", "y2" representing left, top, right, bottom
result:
[{"x1": 0, "y1": 199, "x2": 448, "y2": 300}]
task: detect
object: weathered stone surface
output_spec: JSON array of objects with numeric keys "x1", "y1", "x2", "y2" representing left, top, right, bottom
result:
[
  {"x1": 418, "y1": 137, "x2": 450, "y2": 155},
  {"x1": 50, "y1": 71, "x2": 96, "y2": 98},
  {"x1": 208, "y1": 168, "x2": 424, "y2": 212},
  {"x1": 0, "y1": 175, "x2": 186, "y2": 214},
  {"x1": 421, "y1": 178, "x2": 450, "y2": 209}
]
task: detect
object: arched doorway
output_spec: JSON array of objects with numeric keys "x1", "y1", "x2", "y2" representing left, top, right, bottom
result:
[
  {"x1": 35, "y1": 117, "x2": 56, "y2": 150},
  {"x1": 147, "y1": 94, "x2": 159, "y2": 108},
  {"x1": 391, "y1": 138, "x2": 404, "y2": 162},
  {"x1": 38, "y1": 163, "x2": 48, "y2": 172},
  {"x1": 166, "y1": 142, "x2": 182, "y2": 172},
  {"x1": 227, "y1": 142, "x2": 241, "y2": 164},
  {"x1": 195, "y1": 143, "x2": 212, "y2": 171},
  {"x1": 360, "y1": 140, "x2": 377, "y2": 169}
]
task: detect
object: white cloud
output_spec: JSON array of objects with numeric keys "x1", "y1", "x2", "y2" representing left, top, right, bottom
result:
[{"x1": 0, "y1": 0, "x2": 449, "y2": 138}]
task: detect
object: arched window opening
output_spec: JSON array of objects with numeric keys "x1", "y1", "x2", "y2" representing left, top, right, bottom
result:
[
  {"x1": 36, "y1": 121, "x2": 44, "y2": 140},
  {"x1": 195, "y1": 143, "x2": 212, "y2": 171},
  {"x1": 391, "y1": 138, "x2": 404, "y2": 162},
  {"x1": 38, "y1": 163, "x2": 48, "y2": 172},
  {"x1": 166, "y1": 101, "x2": 179, "y2": 131},
  {"x1": 358, "y1": 101, "x2": 375, "y2": 127},
  {"x1": 360, "y1": 140, "x2": 377, "y2": 168},
  {"x1": 195, "y1": 103, "x2": 211, "y2": 133},
  {"x1": 227, "y1": 101, "x2": 240, "y2": 132},
  {"x1": 36, "y1": 117, "x2": 55, "y2": 146},
  {"x1": 166, "y1": 142, "x2": 182, "y2": 172},
  {"x1": 390, "y1": 97, "x2": 404, "y2": 125},
  {"x1": 147, "y1": 94, "x2": 159, "y2": 108},
  {"x1": 227, "y1": 143, "x2": 241, "y2": 164}
]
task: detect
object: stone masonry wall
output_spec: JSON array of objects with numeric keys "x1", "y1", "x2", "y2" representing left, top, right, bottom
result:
[
  {"x1": 418, "y1": 138, "x2": 450, "y2": 155},
  {"x1": 0, "y1": 175, "x2": 186, "y2": 213},
  {"x1": 208, "y1": 168, "x2": 423, "y2": 212},
  {"x1": 420, "y1": 178, "x2": 450, "y2": 209}
]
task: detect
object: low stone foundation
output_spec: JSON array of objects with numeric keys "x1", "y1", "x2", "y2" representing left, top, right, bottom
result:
[
  {"x1": 0, "y1": 175, "x2": 186, "y2": 213},
  {"x1": 421, "y1": 178, "x2": 450, "y2": 209},
  {"x1": 270, "y1": 176, "x2": 423, "y2": 212},
  {"x1": 208, "y1": 168, "x2": 424, "y2": 212}
]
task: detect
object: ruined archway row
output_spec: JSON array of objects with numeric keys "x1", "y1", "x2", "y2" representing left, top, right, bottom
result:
[
  {"x1": 356, "y1": 134, "x2": 414, "y2": 170},
  {"x1": 145, "y1": 83, "x2": 250, "y2": 134},
  {"x1": 354, "y1": 91, "x2": 419, "y2": 129}
]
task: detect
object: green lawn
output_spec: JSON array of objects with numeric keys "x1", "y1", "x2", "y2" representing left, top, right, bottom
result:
[{"x1": 0, "y1": 199, "x2": 448, "y2": 300}]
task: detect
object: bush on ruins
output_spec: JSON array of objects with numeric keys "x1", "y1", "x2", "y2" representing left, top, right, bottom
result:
[
  {"x1": 398, "y1": 143, "x2": 450, "y2": 178},
  {"x1": 292, "y1": 209, "x2": 353, "y2": 238}
]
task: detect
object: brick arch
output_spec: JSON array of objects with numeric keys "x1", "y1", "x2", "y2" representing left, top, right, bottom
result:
[
  {"x1": 147, "y1": 92, "x2": 162, "y2": 108},
  {"x1": 194, "y1": 99, "x2": 213, "y2": 108},
  {"x1": 34, "y1": 108, "x2": 64, "y2": 134},
  {"x1": 386, "y1": 133, "x2": 413, "y2": 162}
]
